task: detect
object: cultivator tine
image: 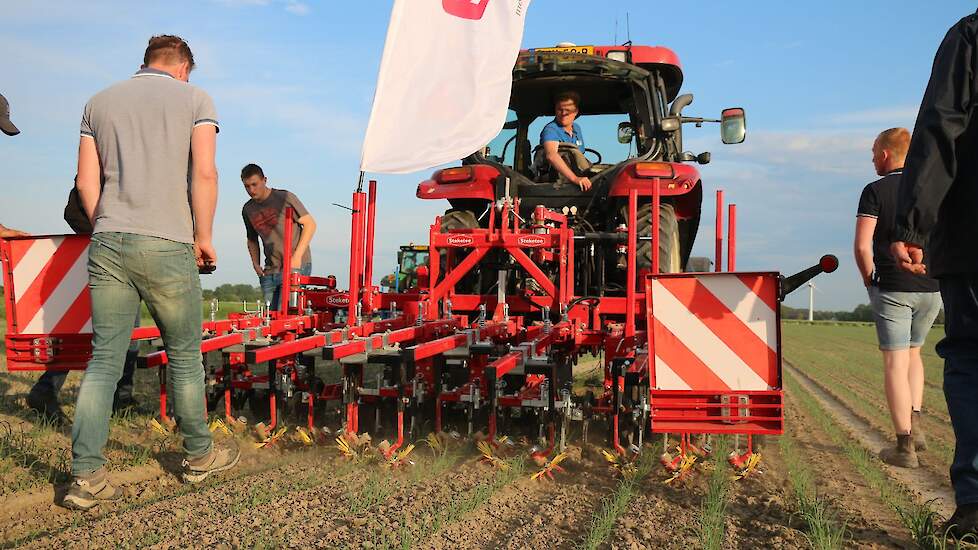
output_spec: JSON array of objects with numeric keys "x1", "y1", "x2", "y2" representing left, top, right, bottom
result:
[
  {"x1": 531, "y1": 450, "x2": 568, "y2": 481},
  {"x1": 385, "y1": 443, "x2": 416, "y2": 468},
  {"x1": 486, "y1": 366, "x2": 499, "y2": 444},
  {"x1": 661, "y1": 434, "x2": 700, "y2": 483},
  {"x1": 477, "y1": 439, "x2": 509, "y2": 470},
  {"x1": 267, "y1": 362, "x2": 279, "y2": 429},
  {"x1": 728, "y1": 434, "x2": 762, "y2": 479},
  {"x1": 208, "y1": 417, "x2": 232, "y2": 436},
  {"x1": 158, "y1": 363, "x2": 169, "y2": 424},
  {"x1": 601, "y1": 448, "x2": 637, "y2": 477},
  {"x1": 609, "y1": 362, "x2": 625, "y2": 455},
  {"x1": 255, "y1": 425, "x2": 288, "y2": 449}
]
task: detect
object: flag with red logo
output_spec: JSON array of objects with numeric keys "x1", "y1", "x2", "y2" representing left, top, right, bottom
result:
[{"x1": 360, "y1": 0, "x2": 531, "y2": 174}]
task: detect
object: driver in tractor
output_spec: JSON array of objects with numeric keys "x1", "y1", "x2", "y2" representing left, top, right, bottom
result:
[{"x1": 536, "y1": 91, "x2": 593, "y2": 191}]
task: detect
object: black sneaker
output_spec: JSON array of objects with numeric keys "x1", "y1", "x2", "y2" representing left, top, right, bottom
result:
[
  {"x1": 62, "y1": 468, "x2": 123, "y2": 511},
  {"x1": 182, "y1": 441, "x2": 241, "y2": 483},
  {"x1": 942, "y1": 503, "x2": 978, "y2": 541}
]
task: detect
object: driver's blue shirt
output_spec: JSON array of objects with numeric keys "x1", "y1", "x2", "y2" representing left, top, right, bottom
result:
[{"x1": 540, "y1": 120, "x2": 585, "y2": 152}]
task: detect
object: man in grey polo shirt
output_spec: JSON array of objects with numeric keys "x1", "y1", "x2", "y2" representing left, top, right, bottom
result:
[{"x1": 64, "y1": 35, "x2": 238, "y2": 511}]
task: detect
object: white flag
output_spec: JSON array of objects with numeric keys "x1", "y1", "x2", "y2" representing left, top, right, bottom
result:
[{"x1": 360, "y1": 0, "x2": 531, "y2": 174}]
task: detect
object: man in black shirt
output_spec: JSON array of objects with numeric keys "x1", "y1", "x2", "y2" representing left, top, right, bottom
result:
[
  {"x1": 856, "y1": 128, "x2": 942, "y2": 470},
  {"x1": 892, "y1": 11, "x2": 978, "y2": 537}
]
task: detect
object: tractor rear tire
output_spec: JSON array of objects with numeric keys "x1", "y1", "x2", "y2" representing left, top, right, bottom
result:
[
  {"x1": 621, "y1": 201, "x2": 681, "y2": 273},
  {"x1": 439, "y1": 209, "x2": 481, "y2": 293},
  {"x1": 440, "y1": 209, "x2": 479, "y2": 232}
]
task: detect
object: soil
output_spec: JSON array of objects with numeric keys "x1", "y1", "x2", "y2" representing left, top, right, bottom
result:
[
  {"x1": 0, "y1": 358, "x2": 948, "y2": 549},
  {"x1": 785, "y1": 360, "x2": 955, "y2": 519}
]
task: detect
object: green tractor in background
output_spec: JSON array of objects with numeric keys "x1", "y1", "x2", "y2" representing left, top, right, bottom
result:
[{"x1": 379, "y1": 244, "x2": 430, "y2": 292}]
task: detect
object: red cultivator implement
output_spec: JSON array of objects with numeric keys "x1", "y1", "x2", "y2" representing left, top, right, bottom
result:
[{"x1": 1, "y1": 43, "x2": 838, "y2": 478}]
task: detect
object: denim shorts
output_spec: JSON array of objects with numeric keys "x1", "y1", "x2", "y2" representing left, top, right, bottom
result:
[{"x1": 867, "y1": 286, "x2": 942, "y2": 350}]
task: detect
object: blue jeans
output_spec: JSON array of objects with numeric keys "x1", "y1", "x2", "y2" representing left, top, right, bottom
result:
[
  {"x1": 259, "y1": 263, "x2": 311, "y2": 310},
  {"x1": 72, "y1": 233, "x2": 211, "y2": 475},
  {"x1": 938, "y1": 275, "x2": 978, "y2": 506}
]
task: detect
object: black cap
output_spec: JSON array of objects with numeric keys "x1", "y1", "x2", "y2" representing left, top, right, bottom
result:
[{"x1": 0, "y1": 94, "x2": 20, "y2": 136}]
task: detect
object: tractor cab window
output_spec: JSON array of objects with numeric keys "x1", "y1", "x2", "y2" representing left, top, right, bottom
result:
[
  {"x1": 486, "y1": 110, "x2": 519, "y2": 167},
  {"x1": 527, "y1": 113, "x2": 637, "y2": 176}
]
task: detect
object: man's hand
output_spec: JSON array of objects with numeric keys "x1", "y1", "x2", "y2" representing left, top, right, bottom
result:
[
  {"x1": 194, "y1": 239, "x2": 217, "y2": 270},
  {"x1": 290, "y1": 254, "x2": 303, "y2": 271},
  {"x1": 576, "y1": 176, "x2": 592, "y2": 191},
  {"x1": 0, "y1": 224, "x2": 28, "y2": 239},
  {"x1": 253, "y1": 264, "x2": 265, "y2": 277},
  {"x1": 890, "y1": 241, "x2": 926, "y2": 274}
]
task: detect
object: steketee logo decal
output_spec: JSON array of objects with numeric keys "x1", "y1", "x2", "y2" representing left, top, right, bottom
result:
[
  {"x1": 442, "y1": 0, "x2": 490, "y2": 20},
  {"x1": 446, "y1": 235, "x2": 475, "y2": 247},
  {"x1": 517, "y1": 235, "x2": 547, "y2": 247}
]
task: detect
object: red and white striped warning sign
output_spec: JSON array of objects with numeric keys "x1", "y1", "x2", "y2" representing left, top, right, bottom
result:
[
  {"x1": 2, "y1": 235, "x2": 91, "y2": 335},
  {"x1": 647, "y1": 273, "x2": 779, "y2": 392}
]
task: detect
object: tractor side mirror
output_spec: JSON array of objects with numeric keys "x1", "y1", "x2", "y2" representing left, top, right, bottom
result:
[
  {"x1": 617, "y1": 122, "x2": 634, "y2": 144},
  {"x1": 720, "y1": 107, "x2": 746, "y2": 144}
]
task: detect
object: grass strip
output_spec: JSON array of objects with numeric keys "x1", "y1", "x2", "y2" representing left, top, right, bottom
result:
[
  {"x1": 578, "y1": 453, "x2": 655, "y2": 550},
  {"x1": 370, "y1": 456, "x2": 526, "y2": 549},
  {"x1": 779, "y1": 429, "x2": 848, "y2": 549},
  {"x1": 786, "y1": 372, "x2": 963, "y2": 550},
  {"x1": 698, "y1": 435, "x2": 732, "y2": 550}
]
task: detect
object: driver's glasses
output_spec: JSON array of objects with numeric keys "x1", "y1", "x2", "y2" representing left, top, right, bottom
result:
[{"x1": 556, "y1": 107, "x2": 578, "y2": 114}]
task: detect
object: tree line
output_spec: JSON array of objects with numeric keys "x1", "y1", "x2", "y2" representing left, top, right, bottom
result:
[
  {"x1": 201, "y1": 284, "x2": 262, "y2": 303},
  {"x1": 781, "y1": 302, "x2": 945, "y2": 324}
]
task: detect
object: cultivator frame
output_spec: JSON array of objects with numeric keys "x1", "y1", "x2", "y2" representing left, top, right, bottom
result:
[{"x1": 1, "y1": 174, "x2": 835, "y2": 472}]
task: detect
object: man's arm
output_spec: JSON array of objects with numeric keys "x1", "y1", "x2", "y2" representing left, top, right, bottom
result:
[
  {"x1": 291, "y1": 214, "x2": 317, "y2": 270},
  {"x1": 190, "y1": 125, "x2": 219, "y2": 268},
  {"x1": 544, "y1": 141, "x2": 591, "y2": 191},
  {"x1": 247, "y1": 238, "x2": 263, "y2": 276},
  {"x1": 0, "y1": 224, "x2": 28, "y2": 238},
  {"x1": 893, "y1": 16, "x2": 976, "y2": 267},
  {"x1": 76, "y1": 136, "x2": 101, "y2": 224},
  {"x1": 854, "y1": 216, "x2": 876, "y2": 287}
]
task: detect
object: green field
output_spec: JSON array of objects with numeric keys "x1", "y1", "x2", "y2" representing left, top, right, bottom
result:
[{"x1": 782, "y1": 322, "x2": 953, "y2": 471}]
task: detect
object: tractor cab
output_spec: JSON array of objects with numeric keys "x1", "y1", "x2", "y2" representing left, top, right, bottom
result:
[
  {"x1": 484, "y1": 45, "x2": 680, "y2": 211},
  {"x1": 417, "y1": 43, "x2": 746, "y2": 275}
]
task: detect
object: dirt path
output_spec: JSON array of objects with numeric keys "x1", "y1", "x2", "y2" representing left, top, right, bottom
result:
[{"x1": 785, "y1": 360, "x2": 955, "y2": 518}]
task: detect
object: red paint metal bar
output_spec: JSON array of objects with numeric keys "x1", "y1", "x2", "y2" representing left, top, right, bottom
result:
[
  {"x1": 715, "y1": 189, "x2": 724, "y2": 272},
  {"x1": 347, "y1": 191, "x2": 367, "y2": 326},
  {"x1": 727, "y1": 203, "x2": 736, "y2": 271},
  {"x1": 363, "y1": 180, "x2": 378, "y2": 315},
  {"x1": 143, "y1": 332, "x2": 246, "y2": 368},
  {"x1": 651, "y1": 177, "x2": 661, "y2": 274},
  {"x1": 626, "y1": 189, "x2": 638, "y2": 337},
  {"x1": 487, "y1": 351, "x2": 522, "y2": 377},
  {"x1": 246, "y1": 333, "x2": 327, "y2": 364},
  {"x1": 429, "y1": 247, "x2": 490, "y2": 304},
  {"x1": 403, "y1": 333, "x2": 470, "y2": 363},
  {"x1": 508, "y1": 246, "x2": 557, "y2": 300},
  {"x1": 281, "y1": 206, "x2": 294, "y2": 315}
]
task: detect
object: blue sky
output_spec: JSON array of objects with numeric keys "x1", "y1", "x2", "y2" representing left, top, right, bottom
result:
[{"x1": 0, "y1": 0, "x2": 973, "y2": 310}]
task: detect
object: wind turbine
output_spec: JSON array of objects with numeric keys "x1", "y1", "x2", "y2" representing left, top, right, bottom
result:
[{"x1": 807, "y1": 281, "x2": 817, "y2": 321}]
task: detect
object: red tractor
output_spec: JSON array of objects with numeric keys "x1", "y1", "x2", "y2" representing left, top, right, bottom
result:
[{"x1": 418, "y1": 44, "x2": 745, "y2": 285}]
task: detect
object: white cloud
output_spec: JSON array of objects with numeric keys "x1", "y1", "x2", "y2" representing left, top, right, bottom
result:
[
  {"x1": 285, "y1": 2, "x2": 311, "y2": 16},
  {"x1": 822, "y1": 105, "x2": 920, "y2": 127},
  {"x1": 211, "y1": 0, "x2": 309, "y2": 15}
]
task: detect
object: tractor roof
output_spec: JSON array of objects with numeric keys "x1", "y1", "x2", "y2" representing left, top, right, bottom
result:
[{"x1": 517, "y1": 44, "x2": 683, "y2": 101}]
